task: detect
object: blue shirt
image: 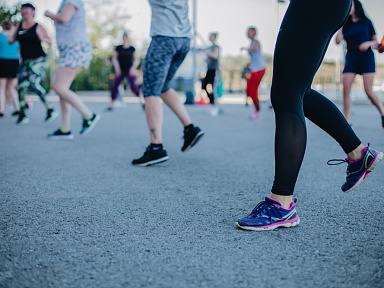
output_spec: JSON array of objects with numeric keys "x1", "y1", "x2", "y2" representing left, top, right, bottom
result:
[
  {"x1": 343, "y1": 18, "x2": 376, "y2": 51},
  {"x1": 0, "y1": 32, "x2": 19, "y2": 60}
]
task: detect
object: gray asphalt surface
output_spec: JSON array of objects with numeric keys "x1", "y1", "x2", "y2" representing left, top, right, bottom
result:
[{"x1": 1, "y1": 96, "x2": 384, "y2": 288}]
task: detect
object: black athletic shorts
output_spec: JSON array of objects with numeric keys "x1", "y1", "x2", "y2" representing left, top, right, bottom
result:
[{"x1": 0, "y1": 59, "x2": 19, "y2": 78}]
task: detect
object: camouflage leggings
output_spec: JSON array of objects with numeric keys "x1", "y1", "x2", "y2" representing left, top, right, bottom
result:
[{"x1": 18, "y1": 56, "x2": 50, "y2": 111}]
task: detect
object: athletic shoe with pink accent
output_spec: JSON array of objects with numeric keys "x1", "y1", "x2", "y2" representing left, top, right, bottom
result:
[
  {"x1": 249, "y1": 113, "x2": 262, "y2": 121},
  {"x1": 235, "y1": 197, "x2": 300, "y2": 231},
  {"x1": 327, "y1": 144, "x2": 383, "y2": 192}
]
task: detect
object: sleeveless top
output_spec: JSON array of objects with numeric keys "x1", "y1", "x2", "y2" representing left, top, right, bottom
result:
[
  {"x1": 16, "y1": 22, "x2": 45, "y2": 60},
  {"x1": 0, "y1": 32, "x2": 19, "y2": 60},
  {"x1": 249, "y1": 39, "x2": 266, "y2": 72},
  {"x1": 116, "y1": 45, "x2": 135, "y2": 71}
]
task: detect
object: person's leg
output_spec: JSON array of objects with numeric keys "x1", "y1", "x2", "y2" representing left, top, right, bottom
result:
[
  {"x1": 342, "y1": 73, "x2": 356, "y2": 122},
  {"x1": 145, "y1": 96, "x2": 163, "y2": 144},
  {"x1": 110, "y1": 72, "x2": 124, "y2": 105},
  {"x1": 127, "y1": 72, "x2": 141, "y2": 97},
  {"x1": 160, "y1": 88, "x2": 191, "y2": 126},
  {"x1": 236, "y1": 0, "x2": 357, "y2": 231},
  {"x1": 249, "y1": 69, "x2": 265, "y2": 116},
  {"x1": 6, "y1": 78, "x2": 20, "y2": 112},
  {"x1": 204, "y1": 69, "x2": 215, "y2": 105},
  {"x1": 59, "y1": 97, "x2": 71, "y2": 131},
  {"x1": 52, "y1": 67, "x2": 93, "y2": 119},
  {"x1": 270, "y1": 0, "x2": 354, "y2": 205},
  {"x1": 362, "y1": 73, "x2": 384, "y2": 116},
  {"x1": 28, "y1": 57, "x2": 51, "y2": 110},
  {"x1": 17, "y1": 61, "x2": 29, "y2": 112},
  {"x1": 0, "y1": 79, "x2": 6, "y2": 114}
]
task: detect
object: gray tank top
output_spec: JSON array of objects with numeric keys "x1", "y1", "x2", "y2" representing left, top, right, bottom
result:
[{"x1": 249, "y1": 39, "x2": 266, "y2": 72}]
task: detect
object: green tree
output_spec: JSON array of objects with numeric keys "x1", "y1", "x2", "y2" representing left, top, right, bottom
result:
[{"x1": 0, "y1": 1, "x2": 21, "y2": 23}]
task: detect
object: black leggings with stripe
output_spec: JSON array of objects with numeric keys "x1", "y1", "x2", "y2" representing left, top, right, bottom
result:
[{"x1": 271, "y1": 0, "x2": 361, "y2": 196}]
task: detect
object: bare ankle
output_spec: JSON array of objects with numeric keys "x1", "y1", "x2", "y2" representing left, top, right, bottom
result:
[
  {"x1": 269, "y1": 193, "x2": 293, "y2": 209},
  {"x1": 347, "y1": 144, "x2": 364, "y2": 161}
]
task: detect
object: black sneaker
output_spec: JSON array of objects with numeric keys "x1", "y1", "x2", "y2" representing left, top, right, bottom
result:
[
  {"x1": 0, "y1": 112, "x2": 4, "y2": 118},
  {"x1": 12, "y1": 111, "x2": 21, "y2": 116},
  {"x1": 47, "y1": 129, "x2": 74, "y2": 140},
  {"x1": 132, "y1": 146, "x2": 169, "y2": 166},
  {"x1": 16, "y1": 112, "x2": 29, "y2": 125},
  {"x1": 381, "y1": 115, "x2": 384, "y2": 128},
  {"x1": 45, "y1": 108, "x2": 58, "y2": 122},
  {"x1": 80, "y1": 114, "x2": 100, "y2": 135},
  {"x1": 181, "y1": 126, "x2": 204, "y2": 152}
]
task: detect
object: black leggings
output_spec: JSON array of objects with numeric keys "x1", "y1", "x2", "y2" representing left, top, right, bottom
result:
[
  {"x1": 271, "y1": 0, "x2": 361, "y2": 196},
  {"x1": 202, "y1": 69, "x2": 216, "y2": 105}
]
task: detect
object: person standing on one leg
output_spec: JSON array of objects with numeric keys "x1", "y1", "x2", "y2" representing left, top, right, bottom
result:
[
  {"x1": 45, "y1": 0, "x2": 100, "y2": 140},
  {"x1": 8, "y1": 3, "x2": 58, "y2": 125},
  {"x1": 132, "y1": 0, "x2": 204, "y2": 167},
  {"x1": 336, "y1": 0, "x2": 384, "y2": 127},
  {"x1": 235, "y1": 0, "x2": 383, "y2": 231},
  {"x1": 241, "y1": 26, "x2": 266, "y2": 120},
  {"x1": 108, "y1": 32, "x2": 141, "y2": 111}
]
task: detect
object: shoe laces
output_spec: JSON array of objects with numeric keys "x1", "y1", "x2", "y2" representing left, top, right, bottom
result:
[
  {"x1": 249, "y1": 200, "x2": 278, "y2": 219},
  {"x1": 327, "y1": 158, "x2": 348, "y2": 166},
  {"x1": 327, "y1": 143, "x2": 370, "y2": 167}
]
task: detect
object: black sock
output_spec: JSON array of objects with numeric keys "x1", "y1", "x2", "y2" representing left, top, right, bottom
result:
[
  {"x1": 149, "y1": 143, "x2": 163, "y2": 151},
  {"x1": 184, "y1": 124, "x2": 194, "y2": 132}
]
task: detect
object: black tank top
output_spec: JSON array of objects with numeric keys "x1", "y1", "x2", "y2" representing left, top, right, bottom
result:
[
  {"x1": 16, "y1": 22, "x2": 46, "y2": 60},
  {"x1": 116, "y1": 45, "x2": 135, "y2": 71}
]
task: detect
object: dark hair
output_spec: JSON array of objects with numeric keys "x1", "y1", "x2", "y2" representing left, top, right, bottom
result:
[
  {"x1": 344, "y1": 0, "x2": 368, "y2": 27},
  {"x1": 1, "y1": 20, "x2": 13, "y2": 30},
  {"x1": 21, "y1": 3, "x2": 35, "y2": 10},
  {"x1": 248, "y1": 26, "x2": 257, "y2": 34}
]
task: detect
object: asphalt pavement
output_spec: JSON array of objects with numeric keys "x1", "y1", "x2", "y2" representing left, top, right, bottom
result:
[{"x1": 1, "y1": 94, "x2": 384, "y2": 288}]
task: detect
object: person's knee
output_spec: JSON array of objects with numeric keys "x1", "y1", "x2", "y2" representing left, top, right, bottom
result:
[{"x1": 51, "y1": 82, "x2": 67, "y2": 95}]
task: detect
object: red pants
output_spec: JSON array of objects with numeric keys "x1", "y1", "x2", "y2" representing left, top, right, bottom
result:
[{"x1": 246, "y1": 69, "x2": 265, "y2": 112}]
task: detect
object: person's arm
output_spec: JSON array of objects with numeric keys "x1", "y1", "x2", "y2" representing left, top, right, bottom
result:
[
  {"x1": 206, "y1": 46, "x2": 219, "y2": 59},
  {"x1": 44, "y1": 3, "x2": 76, "y2": 24},
  {"x1": 359, "y1": 35, "x2": 379, "y2": 51},
  {"x1": 111, "y1": 47, "x2": 121, "y2": 76},
  {"x1": 7, "y1": 23, "x2": 19, "y2": 44},
  {"x1": 335, "y1": 28, "x2": 344, "y2": 44},
  {"x1": 241, "y1": 40, "x2": 260, "y2": 52},
  {"x1": 250, "y1": 40, "x2": 260, "y2": 51},
  {"x1": 36, "y1": 24, "x2": 52, "y2": 45},
  {"x1": 130, "y1": 50, "x2": 139, "y2": 76}
]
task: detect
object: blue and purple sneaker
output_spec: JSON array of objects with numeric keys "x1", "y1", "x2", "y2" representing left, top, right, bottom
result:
[
  {"x1": 235, "y1": 197, "x2": 300, "y2": 231},
  {"x1": 328, "y1": 144, "x2": 383, "y2": 192}
]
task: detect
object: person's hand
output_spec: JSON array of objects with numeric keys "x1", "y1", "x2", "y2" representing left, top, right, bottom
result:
[
  {"x1": 129, "y1": 67, "x2": 136, "y2": 76},
  {"x1": 377, "y1": 44, "x2": 384, "y2": 54},
  {"x1": 115, "y1": 69, "x2": 121, "y2": 77},
  {"x1": 44, "y1": 10, "x2": 51, "y2": 17},
  {"x1": 358, "y1": 41, "x2": 372, "y2": 52}
]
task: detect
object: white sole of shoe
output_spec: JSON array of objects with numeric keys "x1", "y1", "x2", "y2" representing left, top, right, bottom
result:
[
  {"x1": 47, "y1": 135, "x2": 74, "y2": 140},
  {"x1": 235, "y1": 218, "x2": 300, "y2": 231},
  {"x1": 133, "y1": 156, "x2": 170, "y2": 167}
]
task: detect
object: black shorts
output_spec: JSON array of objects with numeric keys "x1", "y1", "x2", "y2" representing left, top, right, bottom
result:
[
  {"x1": 343, "y1": 50, "x2": 375, "y2": 75},
  {"x1": 0, "y1": 59, "x2": 19, "y2": 78}
]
